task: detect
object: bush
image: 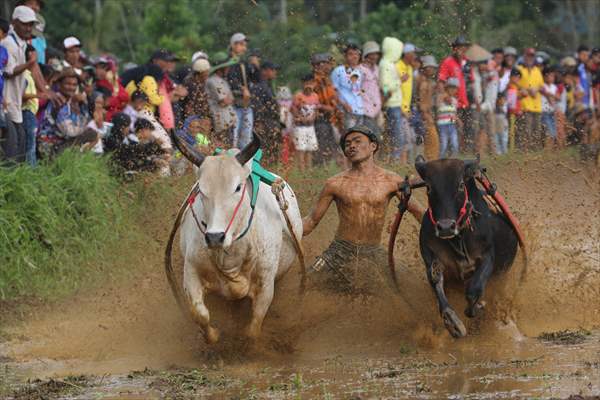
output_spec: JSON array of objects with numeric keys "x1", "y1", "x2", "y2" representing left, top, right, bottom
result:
[{"x1": 0, "y1": 151, "x2": 124, "y2": 299}]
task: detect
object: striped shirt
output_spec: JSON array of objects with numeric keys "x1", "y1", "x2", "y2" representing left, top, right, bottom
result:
[{"x1": 436, "y1": 96, "x2": 458, "y2": 126}]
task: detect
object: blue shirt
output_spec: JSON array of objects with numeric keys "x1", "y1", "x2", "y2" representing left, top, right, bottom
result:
[
  {"x1": 0, "y1": 45, "x2": 8, "y2": 104},
  {"x1": 578, "y1": 63, "x2": 592, "y2": 108},
  {"x1": 330, "y1": 65, "x2": 364, "y2": 115}
]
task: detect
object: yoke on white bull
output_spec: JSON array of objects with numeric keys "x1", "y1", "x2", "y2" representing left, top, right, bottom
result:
[{"x1": 165, "y1": 131, "x2": 304, "y2": 344}]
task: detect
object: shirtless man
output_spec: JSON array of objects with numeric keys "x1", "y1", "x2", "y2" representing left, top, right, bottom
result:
[{"x1": 303, "y1": 125, "x2": 424, "y2": 291}]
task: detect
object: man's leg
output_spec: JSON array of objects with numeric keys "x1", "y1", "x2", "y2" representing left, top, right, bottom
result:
[
  {"x1": 23, "y1": 111, "x2": 37, "y2": 167},
  {"x1": 438, "y1": 125, "x2": 448, "y2": 159},
  {"x1": 386, "y1": 107, "x2": 402, "y2": 160},
  {"x1": 233, "y1": 107, "x2": 243, "y2": 148}
]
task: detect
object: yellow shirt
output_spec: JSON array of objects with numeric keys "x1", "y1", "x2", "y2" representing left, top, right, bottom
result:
[
  {"x1": 396, "y1": 59, "x2": 413, "y2": 113},
  {"x1": 22, "y1": 70, "x2": 39, "y2": 114},
  {"x1": 125, "y1": 75, "x2": 164, "y2": 114},
  {"x1": 517, "y1": 65, "x2": 543, "y2": 113}
]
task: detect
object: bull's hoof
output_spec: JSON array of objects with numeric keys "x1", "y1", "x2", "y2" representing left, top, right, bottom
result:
[
  {"x1": 442, "y1": 308, "x2": 467, "y2": 338},
  {"x1": 204, "y1": 326, "x2": 220, "y2": 344},
  {"x1": 465, "y1": 300, "x2": 486, "y2": 318}
]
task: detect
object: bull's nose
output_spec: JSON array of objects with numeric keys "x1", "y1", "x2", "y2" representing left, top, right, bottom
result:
[
  {"x1": 205, "y1": 232, "x2": 225, "y2": 247},
  {"x1": 436, "y1": 219, "x2": 457, "y2": 238}
]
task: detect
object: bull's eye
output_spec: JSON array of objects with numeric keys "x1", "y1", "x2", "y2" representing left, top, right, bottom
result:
[
  {"x1": 426, "y1": 185, "x2": 431, "y2": 194},
  {"x1": 458, "y1": 182, "x2": 465, "y2": 192},
  {"x1": 235, "y1": 184, "x2": 242, "y2": 193}
]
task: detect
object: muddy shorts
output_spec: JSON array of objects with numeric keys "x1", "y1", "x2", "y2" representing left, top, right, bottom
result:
[{"x1": 309, "y1": 239, "x2": 391, "y2": 294}]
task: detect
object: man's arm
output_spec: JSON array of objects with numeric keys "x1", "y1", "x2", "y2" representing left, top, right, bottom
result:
[
  {"x1": 302, "y1": 179, "x2": 335, "y2": 236},
  {"x1": 392, "y1": 174, "x2": 426, "y2": 222}
]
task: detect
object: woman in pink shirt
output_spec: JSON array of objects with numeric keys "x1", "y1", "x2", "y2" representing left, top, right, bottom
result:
[{"x1": 358, "y1": 41, "x2": 383, "y2": 135}]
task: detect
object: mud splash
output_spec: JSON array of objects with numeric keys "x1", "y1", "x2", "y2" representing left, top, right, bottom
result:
[{"x1": 1, "y1": 154, "x2": 599, "y2": 398}]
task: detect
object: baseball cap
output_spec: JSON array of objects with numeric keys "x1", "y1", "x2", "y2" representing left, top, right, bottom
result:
[
  {"x1": 340, "y1": 125, "x2": 380, "y2": 153},
  {"x1": 503, "y1": 46, "x2": 518, "y2": 57},
  {"x1": 524, "y1": 47, "x2": 536, "y2": 56},
  {"x1": 12, "y1": 5, "x2": 37, "y2": 23},
  {"x1": 192, "y1": 58, "x2": 210, "y2": 73},
  {"x1": 446, "y1": 77, "x2": 460, "y2": 87},
  {"x1": 94, "y1": 56, "x2": 110, "y2": 65},
  {"x1": 150, "y1": 49, "x2": 180, "y2": 62},
  {"x1": 191, "y1": 51, "x2": 208, "y2": 63},
  {"x1": 344, "y1": 42, "x2": 361, "y2": 54},
  {"x1": 421, "y1": 55, "x2": 438, "y2": 68},
  {"x1": 403, "y1": 43, "x2": 416, "y2": 54},
  {"x1": 362, "y1": 41, "x2": 381, "y2": 57},
  {"x1": 230, "y1": 32, "x2": 248, "y2": 46},
  {"x1": 261, "y1": 61, "x2": 280, "y2": 70},
  {"x1": 452, "y1": 35, "x2": 470, "y2": 47},
  {"x1": 560, "y1": 56, "x2": 577, "y2": 67},
  {"x1": 63, "y1": 36, "x2": 81, "y2": 49},
  {"x1": 310, "y1": 52, "x2": 331, "y2": 64}
]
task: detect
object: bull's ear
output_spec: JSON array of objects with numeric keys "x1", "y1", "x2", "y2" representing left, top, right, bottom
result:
[
  {"x1": 415, "y1": 155, "x2": 427, "y2": 179},
  {"x1": 170, "y1": 129, "x2": 205, "y2": 167},
  {"x1": 236, "y1": 132, "x2": 261, "y2": 166}
]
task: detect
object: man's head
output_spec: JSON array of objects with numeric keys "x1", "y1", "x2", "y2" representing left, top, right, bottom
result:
[
  {"x1": 403, "y1": 43, "x2": 417, "y2": 63},
  {"x1": 260, "y1": 61, "x2": 279, "y2": 81},
  {"x1": 491, "y1": 48, "x2": 503, "y2": 66},
  {"x1": 523, "y1": 47, "x2": 536, "y2": 67},
  {"x1": 311, "y1": 52, "x2": 332, "y2": 75},
  {"x1": 340, "y1": 125, "x2": 379, "y2": 162},
  {"x1": 421, "y1": 55, "x2": 438, "y2": 78},
  {"x1": 503, "y1": 46, "x2": 517, "y2": 67},
  {"x1": 445, "y1": 77, "x2": 459, "y2": 96},
  {"x1": 591, "y1": 48, "x2": 600, "y2": 64},
  {"x1": 11, "y1": 6, "x2": 37, "y2": 40},
  {"x1": 301, "y1": 73, "x2": 316, "y2": 95},
  {"x1": 543, "y1": 65, "x2": 555, "y2": 84},
  {"x1": 0, "y1": 18, "x2": 9, "y2": 40},
  {"x1": 577, "y1": 45, "x2": 590, "y2": 64},
  {"x1": 247, "y1": 48, "x2": 261, "y2": 67},
  {"x1": 150, "y1": 49, "x2": 178, "y2": 73},
  {"x1": 230, "y1": 33, "x2": 248, "y2": 57},
  {"x1": 451, "y1": 35, "x2": 470, "y2": 59},
  {"x1": 344, "y1": 43, "x2": 361, "y2": 67},
  {"x1": 134, "y1": 118, "x2": 154, "y2": 142},
  {"x1": 362, "y1": 41, "x2": 381, "y2": 66},
  {"x1": 509, "y1": 67, "x2": 522, "y2": 84},
  {"x1": 131, "y1": 90, "x2": 148, "y2": 111},
  {"x1": 56, "y1": 68, "x2": 80, "y2": 98},
  {"x1": 192, "y1": 58, "x2": 210, "y2": 81},
  {"x1": 94, "y1": 56, "x2": 110, "y2": 80},
  {"x1": 63, "y1": 36, "x2": 81, "y2": 66}
]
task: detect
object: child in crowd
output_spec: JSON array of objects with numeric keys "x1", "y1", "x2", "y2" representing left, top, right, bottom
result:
[
  {"x1": 494, "y1": 92, "x2": 509, "y2": 155},
  {"x1": 172, "y1": 115, "x2": 211, "y2": 175},
  {"x1": 104, "y1": 112, "x2": 134, "y2": 153},
  {"x1": 22, "y1": 45, "x2": 39, "y2": 166},
  {"x1": 506, "y1": 68, "x2": 522, "y2": 151},
  {"x1": 123, "y1": 90, "x2": 146, "y2": 132},
  {"x1": 114, "y1": 118, "x2": 169, "y2": 174},
  {"x1": 291, "y1": 74, "x2": 320, "y2": 171},
  {"x1": 276, "y1": 86, "x2": 294, "y2": 167},
  {"x1": 436, "y1": 77, "x2": 460, "y2": 158},
  {"x1": 86, "y1": 91, "x2": 110, "y2": 154},
  {"x1": 0, "y1": 18, "x2": 9, "y2": 130},
  {"x1": 541, "y1": 66, "x2": 558, "y2": 149}
]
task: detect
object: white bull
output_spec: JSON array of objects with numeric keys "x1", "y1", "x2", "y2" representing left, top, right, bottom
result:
[{"x1": 168, "y1": 132, "x2": 302, "y2": 343}]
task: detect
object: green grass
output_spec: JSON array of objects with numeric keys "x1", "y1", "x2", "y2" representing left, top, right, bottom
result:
[{"x1": 0, "y1": 151, "x2": 129, "y2": 300}]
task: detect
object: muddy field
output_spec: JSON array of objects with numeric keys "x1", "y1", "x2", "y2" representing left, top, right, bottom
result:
[{"x1": 1, "y1": 154, "x2": 599, "y2": 399}]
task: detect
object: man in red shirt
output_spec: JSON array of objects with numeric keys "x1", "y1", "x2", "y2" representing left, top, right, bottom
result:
[{"x1": 438, "y1": 36, "x2": 472, "y2": 151}]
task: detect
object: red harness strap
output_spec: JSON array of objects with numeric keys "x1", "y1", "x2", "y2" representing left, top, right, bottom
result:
[
  {"x1": 187, "y1": 182, "x2": 248, "y2": 237},
  {"x1": 427, "y1": 185, "x2": 471, "y2": 229}
]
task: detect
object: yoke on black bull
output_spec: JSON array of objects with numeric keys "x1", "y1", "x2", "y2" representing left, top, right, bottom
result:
[{"x1": 389, "y1": 155, "x2": 526, "y2": 338}]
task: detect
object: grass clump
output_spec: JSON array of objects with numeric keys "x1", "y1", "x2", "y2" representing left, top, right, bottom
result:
[{"x1": 0, "y1": 151, "x2": 125, "y2": 300}]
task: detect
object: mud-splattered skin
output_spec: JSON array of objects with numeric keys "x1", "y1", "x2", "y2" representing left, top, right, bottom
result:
[{"x1": 303, "y1": 132, "x2": 423, "y2": 245}]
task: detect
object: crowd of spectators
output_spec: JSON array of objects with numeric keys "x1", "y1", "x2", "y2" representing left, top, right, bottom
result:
[{"x1": 1, "y1": 1, "x2": 599, "y2": 174}]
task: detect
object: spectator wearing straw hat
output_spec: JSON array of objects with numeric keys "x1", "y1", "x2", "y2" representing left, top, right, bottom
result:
[{"x1": 499, "y1": 46, "x2": 518, "y2": 93}]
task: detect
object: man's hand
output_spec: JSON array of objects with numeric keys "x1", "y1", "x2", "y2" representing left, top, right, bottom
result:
[{"x1": 400, "y1": 73, "x2": 409, "y2": 83}]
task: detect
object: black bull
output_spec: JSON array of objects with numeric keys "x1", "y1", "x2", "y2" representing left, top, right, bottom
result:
[{"x1": 414, "y1": 156, "x2": 518, "y2": 338}]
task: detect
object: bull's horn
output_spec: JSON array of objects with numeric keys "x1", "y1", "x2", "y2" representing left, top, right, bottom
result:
[
  {"x1": 170, "y1": 129, "x2": 205, "y2": 166},
  {"x1": 463, "y1": 154, "x2": 481, "y2": 178},
  {"x1": 415, "y1": 155, "x2": 426, "y2": 166},
  {"x1": 236, "y1": 132, "x2": 262, "y2": 166}
]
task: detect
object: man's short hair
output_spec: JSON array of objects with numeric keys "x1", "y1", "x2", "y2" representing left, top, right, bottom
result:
[
  {"x1": 577, "y1": 45, "x2": 589, "y2": 53},
  {"x1": 0, "y1": 18, "x2": 9, "y2": 34},
  {"x1": 491, "y1": 48, "x2": 503, "y2": 54},
  {"x1": 134, "y1": 118, "x2": 154, "y2": 132},
  {"x1": 301, "y1": 73, "x2": 315, "y2": 83}
]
